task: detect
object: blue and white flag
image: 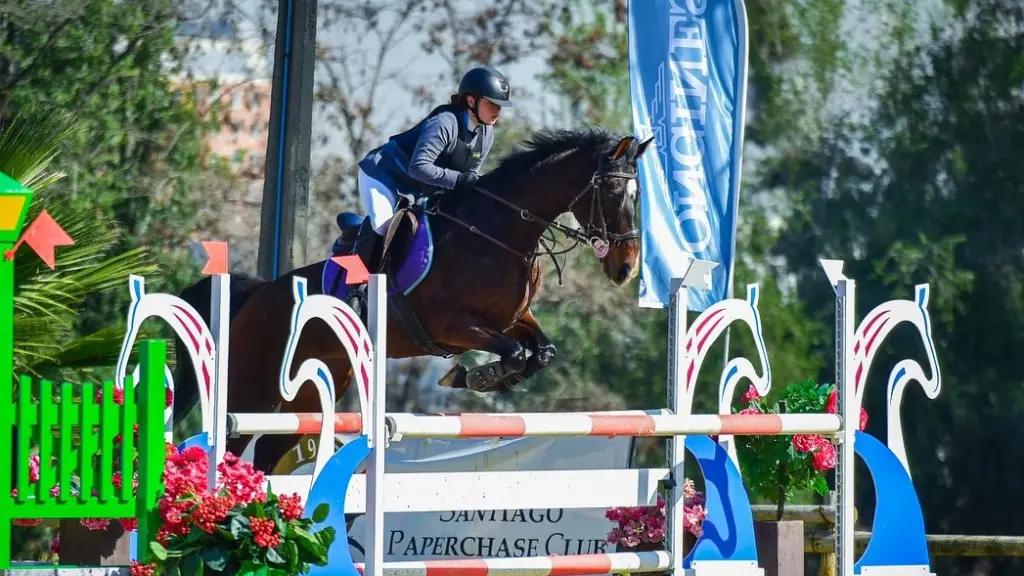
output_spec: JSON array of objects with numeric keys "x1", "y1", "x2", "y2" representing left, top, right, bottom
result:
[{"x1": 628, "y1": 0, "x2": 749, "y2": 311}]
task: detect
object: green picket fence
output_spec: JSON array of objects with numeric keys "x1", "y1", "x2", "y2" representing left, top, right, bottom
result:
[{"x1": 0, "y1": 340, "x2": 168, "y2": 568}]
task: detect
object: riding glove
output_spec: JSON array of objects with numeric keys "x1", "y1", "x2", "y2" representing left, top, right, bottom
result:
[{"x1": 454, "y1": 171, "x2": 479, "y2": 194}]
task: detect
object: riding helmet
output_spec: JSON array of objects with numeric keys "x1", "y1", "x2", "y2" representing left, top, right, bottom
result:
[{"x1": 458, "y1": 66, "x2": 515, "y2": 108}]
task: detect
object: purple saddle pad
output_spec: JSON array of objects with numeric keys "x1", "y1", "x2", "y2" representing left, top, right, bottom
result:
[{"x1": 322, "y1": 212, "x2": 434, "y2": 299}]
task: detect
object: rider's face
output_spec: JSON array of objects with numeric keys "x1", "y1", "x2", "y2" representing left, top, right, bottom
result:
[{"x1": 471, "y1": 97, "x2": 502, "y2": 125}]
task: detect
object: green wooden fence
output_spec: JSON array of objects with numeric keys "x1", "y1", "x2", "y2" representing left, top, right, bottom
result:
[{"x1": 0, "y1": 172, "x2": 168, "y2": 568}]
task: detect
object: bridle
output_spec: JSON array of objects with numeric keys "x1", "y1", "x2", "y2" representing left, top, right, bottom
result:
[{"x1": 427, "y1": 157, "x2": 640, "y2": 284}]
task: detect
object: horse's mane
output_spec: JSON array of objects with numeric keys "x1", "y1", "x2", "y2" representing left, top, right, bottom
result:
[{"x1": 485, "y1": 126, "x2": 627, "y2": 182}]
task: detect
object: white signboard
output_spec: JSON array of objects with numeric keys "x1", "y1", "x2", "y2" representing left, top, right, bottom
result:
[{"x1": 342, "y1": 435, "x2": 632, "y2": 562}]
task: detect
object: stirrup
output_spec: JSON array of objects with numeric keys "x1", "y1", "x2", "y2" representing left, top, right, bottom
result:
[{"x1": 344, "y1": 284, "x2": 369, "y2": 325}]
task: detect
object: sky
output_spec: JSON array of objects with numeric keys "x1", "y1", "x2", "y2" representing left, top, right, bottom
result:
[{"x1": 178, "y1": 0, "x2": 558, "y2": 166}]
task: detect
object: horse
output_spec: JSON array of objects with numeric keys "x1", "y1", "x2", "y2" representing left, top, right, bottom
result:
[{"x1": 173, "y1": 126, "x2": 654, "y2": 472}]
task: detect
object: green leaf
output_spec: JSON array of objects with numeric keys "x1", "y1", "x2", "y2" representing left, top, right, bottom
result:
[
  {"x1": 231, "y1": 514, "x2": 251, "y2": 539},
  {"x1": 202, "y1": 548, "x2": 230, "y2": 572},
  {"x1": 150, "y1": 541, "x2": 168, "y2": 561},
  {"x1": 182, "y1": 555, "x2": 203, "y2": 575},
  {"x1": 289, "y1": 526, "x2": 326, "y2": 558},
  {"x1": 311, "y1": 503, "x2": 329, "y2": 523},
  {"x1": 240, "y1": 560, "x2": 263, "y2": 573},
  {"x1": 266, "y1": 546, "x2": 286, "y2": 565}
]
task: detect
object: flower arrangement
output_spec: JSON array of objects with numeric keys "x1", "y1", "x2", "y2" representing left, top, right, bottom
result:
[
  {"x1": 130, "y1": 443, "x2": 336, "y2": 575},
  {"x1": 604, "y1": 480, "x2": 707, "y2": 551},
  {"x1": 734, "y1": 378, "x2": 868, "y2": 519}
]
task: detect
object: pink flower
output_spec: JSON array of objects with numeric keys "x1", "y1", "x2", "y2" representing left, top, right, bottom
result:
[
  {"x1": 738, "y1": 406, "x2": 761, "y2": 415},
  {"x1": 741, "y1": 384, "x2": 762, "y2": 403}
]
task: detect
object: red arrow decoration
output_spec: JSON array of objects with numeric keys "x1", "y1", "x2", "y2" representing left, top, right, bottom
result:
[{"x1": 330, "y1": 255, "x2": 369, "y2": 285}]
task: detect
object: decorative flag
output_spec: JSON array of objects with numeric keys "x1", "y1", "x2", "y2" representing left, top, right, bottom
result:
[
  {"x1": 331, "y1": 255, "x2": 369, "y2": 285},
  {"x1": 628, "y1": 0, "x2": 749, "y2": 311},
  {"x1": 201, "y1": 240, "x2": 229, "y2": 275},
  {"x1": 3, "y1": 210, "x2": 74, "y2": 269}
]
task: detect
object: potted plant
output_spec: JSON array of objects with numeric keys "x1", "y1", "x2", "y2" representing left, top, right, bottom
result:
[
  {"x1": 604, "y1": 479, "x2": 706, "y2": 563},
  {"x1": 734, "y1": 379, "x2": 868, "y2": 575},
  {"x1": 130, "y1": 444, "x2": 336, "y2": 575}
]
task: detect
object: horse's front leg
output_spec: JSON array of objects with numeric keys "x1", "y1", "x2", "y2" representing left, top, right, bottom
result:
[
  {"x1": 491, "y1": 309, "x2": 557, "y2": 392},
  {"x1": 437, "y1": 320, "x2": 528, "y2": 392}
]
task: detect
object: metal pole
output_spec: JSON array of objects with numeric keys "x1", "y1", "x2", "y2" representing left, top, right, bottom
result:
[
  {"x1": 365, "y1": 273, "x2": 387, "y2": 576},
  {"x1": 257, "y1": 0, "x2": 317, "y2": 280}
]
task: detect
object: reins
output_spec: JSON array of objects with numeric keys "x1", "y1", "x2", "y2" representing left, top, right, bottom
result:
[{"x1": 425, "y1": 161, "x2": 639, "y2": 286}]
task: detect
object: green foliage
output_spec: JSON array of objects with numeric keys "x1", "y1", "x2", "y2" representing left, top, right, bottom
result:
[
  {"x1": 0, "y1": 0, "x2": 221, "y2": 336},
  {"x1": 735, "y1": 379, "x2": 836, "y2": 516},
  {"x1": 0, "y1": 106, "x2": 160, "y2": 381}
]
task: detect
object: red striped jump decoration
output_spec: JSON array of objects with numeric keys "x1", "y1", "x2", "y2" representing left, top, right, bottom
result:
[{"x1": 227, "y1": 411, "x2": 841, "y2": 439}]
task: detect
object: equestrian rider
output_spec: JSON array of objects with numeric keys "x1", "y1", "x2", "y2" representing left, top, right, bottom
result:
[{"x1": 339, "y1": 66, "x2": 513, "y2": 284}]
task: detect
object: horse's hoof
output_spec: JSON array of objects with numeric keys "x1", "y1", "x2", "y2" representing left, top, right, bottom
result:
[{"x1": 438, "y1": 364, "x2": 468, "y2": 388}]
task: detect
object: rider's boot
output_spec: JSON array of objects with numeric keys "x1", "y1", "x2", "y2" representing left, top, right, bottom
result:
[{"x1": 344, "y1": 218, "x2": 383, "y2": 320}]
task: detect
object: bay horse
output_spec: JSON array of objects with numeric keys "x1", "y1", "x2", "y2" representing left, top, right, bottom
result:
[{"x1": 173, "y1": 127, "x2": 654, "y2": 471}]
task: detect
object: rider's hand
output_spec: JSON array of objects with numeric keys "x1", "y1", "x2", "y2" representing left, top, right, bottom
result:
[{"x1": 454, "y1": 171, "x2": 479, "y2": 194}]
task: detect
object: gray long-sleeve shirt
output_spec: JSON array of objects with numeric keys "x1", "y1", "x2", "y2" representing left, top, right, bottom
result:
[{"x1": 358, "y1": 107, "x2": 494, "y2": 195}]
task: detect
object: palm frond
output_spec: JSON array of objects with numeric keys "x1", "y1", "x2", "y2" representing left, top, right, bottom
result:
[
  {"x1": 0, "y1": 105, "x2": 80, "y2": 193},
  {"x1": 2, "y1": 107, "x2": 165, "y2": 381}
]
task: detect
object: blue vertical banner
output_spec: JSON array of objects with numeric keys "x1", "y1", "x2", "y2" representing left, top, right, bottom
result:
[{"x1": 628, "y1": 0, "x2": 749, "y2": 311}]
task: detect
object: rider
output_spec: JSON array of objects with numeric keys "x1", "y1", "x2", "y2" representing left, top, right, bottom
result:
[{"x1": 338, "y1": 66, "x2": 513, "y2": 281}]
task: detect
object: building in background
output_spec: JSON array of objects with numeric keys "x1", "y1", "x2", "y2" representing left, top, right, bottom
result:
[
  {"x1": 173, "y1": 18, "x2": 273, "y2": 271},
  {"x1": 175, "y1": 19, "x2": 271, "y2": 182}
]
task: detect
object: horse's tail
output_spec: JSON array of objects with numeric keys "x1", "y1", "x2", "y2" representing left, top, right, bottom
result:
[{"x1": 172, "y1": 273, "x2": 266, "y2": 426}]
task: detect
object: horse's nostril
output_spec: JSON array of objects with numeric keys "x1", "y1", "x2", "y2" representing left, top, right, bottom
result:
[{"x1": 617, "y1": 264, "x2": 632, "y2": 282}]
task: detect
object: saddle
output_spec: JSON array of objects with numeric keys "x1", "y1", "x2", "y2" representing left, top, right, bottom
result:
[{"x1": 330, "y1": 193, "x2": 453, "y2": 359}]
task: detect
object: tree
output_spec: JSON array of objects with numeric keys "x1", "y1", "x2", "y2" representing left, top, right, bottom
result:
[
  {"x1": 0, "y1": 106, "x2": 158, "y2": 381},
  {"x1": 0, "y1": 0, "x2": 226, "y2": 336},
  {"x1": 764, "y1": 0, "x2": 1024, "y2": 573}
]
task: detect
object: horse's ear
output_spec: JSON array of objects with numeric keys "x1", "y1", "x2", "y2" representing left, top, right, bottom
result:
[
  {"x1": 636, "y1": 136, "x2": 655, "y2": 158},
  {"x1": 610, "y1": 136, "x2": 635, "y2": 161}
]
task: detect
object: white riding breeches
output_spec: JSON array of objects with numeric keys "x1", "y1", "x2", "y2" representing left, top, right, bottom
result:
[{"x1": 358, "y1": 168, "x2": 397, "y2": 236}]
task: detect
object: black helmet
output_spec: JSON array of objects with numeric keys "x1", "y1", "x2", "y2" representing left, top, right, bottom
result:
[{"x1": 458, "y1": 66, "x2": 514, "y2": 108}]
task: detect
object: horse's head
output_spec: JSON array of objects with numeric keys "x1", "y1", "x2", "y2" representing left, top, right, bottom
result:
[{"x1": 570, "y1": 135, "x2": 654, "y2": 286}]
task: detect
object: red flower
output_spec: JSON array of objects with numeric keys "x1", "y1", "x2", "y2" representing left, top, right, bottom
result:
[
  {"x1": 50, "y1": 537, "x2": 59, "y2": 555},
  {"x1": 826, "y1": 388, "x2": 838, "y2": 414},
  {"x1": 189, "y1": 492, "x2": 235, "y2": 534},
  {"x1": 738, "y1": 406, "x2": 761, "y2": 415},
  {"x1": 80, "y1": 518, "x2": 111, "y2": 531},
  {"x1": 250, "y1": 517, "x2": 280, "y2": 548},
  {"x1": 95, "y1": 388, "x2": 125, "y2": 406},
  {"x1": 792, "y1": 434, "x2": 820, "y2": 453},
  {"x1": 129, "y1": 561, "x2": 156, "y2": 576},
  {"x1": 279, "y1": 493, "x2": 304, "y2": 521},
  {"x1": 812, "y1": 441, "x2": 837, "y2": 471},
  {"x1": 165, "y1": 387, "x2": 174, "y2": 408},
  {"x1": 119, "y1": 518, "x2": 138, "y2": 532},
  {"x1": 826, "y1": 388, "x2": 870, "y2": 430}
]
